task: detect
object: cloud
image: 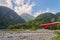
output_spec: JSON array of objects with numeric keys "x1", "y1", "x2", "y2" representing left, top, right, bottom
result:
[
  {"x1": 0, "y1": 0, "x2": 42, "y2": 17},
  {"x1": 14, "y1": 0, "x2": 35, "y2": 15},
  {"x1": 0, "y1": 0, "x2": 12, "y2": 9},
  {"x1": 42, "y1": 8, "x2": 56, "y2": 14},
  {"x1": 33, "y1": 8, "x2": 54, "y2": 17},
  {"x1": 45, "y1": 8, "x2": 50, "y2": 12},
  {"x1": 0, "y1": 0, "x2": 35, "y2": 15},
  {"x1": 33, "y1": 11, "x2": 41, "y2": 17},
  {"x1": 33, "y1": 8, "x2": 51, "y2": 17},
  {"x1": 0, "y1": 0, "x2": 56, "y2": 17}
]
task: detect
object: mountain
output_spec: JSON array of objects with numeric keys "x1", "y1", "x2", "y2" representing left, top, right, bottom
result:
[
  {"x1": 56, "y1": 12, "x2": 60, "y2": 17},
  {"x1": 56, "y1": 12, "x2": 60, "y2": 22},
  {"x1": 35, "y1": 12, "x2": 57, "y2": 24},
  {"x1": 21, "y1": 13, "x2": 35, "y2": 22},
  {"x1": 0, "y1": 6, "x2": 26, "y2": 29}
]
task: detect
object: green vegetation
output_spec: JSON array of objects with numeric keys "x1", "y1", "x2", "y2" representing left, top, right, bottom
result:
[
  {"x1": 7, "y1": 21, "x2": 40, "y2": 30},
  {"x1": 35, "y1": 13, "x2": 57, "y2": 24},
  {"x1": 7, "y1": 12, "x2": 60, "y2": 30},
  {"x1": 0, "y1": 6, "x2": 26, "y2": 29},
  {"x1": 52, "y1": 31, "x2": 60, "y2": 40},
  {"x1": 0, "y1": 6, "x2": 60, "y2": 29}
]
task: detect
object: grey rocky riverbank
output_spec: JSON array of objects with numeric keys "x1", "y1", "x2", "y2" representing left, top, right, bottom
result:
[{"x1": 0, "y1": 29, "x2": 57, "y2": 40}]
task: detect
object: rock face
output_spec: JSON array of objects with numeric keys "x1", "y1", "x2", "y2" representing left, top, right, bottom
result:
[
  {"x1": 0, "y1": 6, "x2": 26, "y2": 28},
  {"x1": 0, "y1": 29, "x2": 56, "y2": 40}
]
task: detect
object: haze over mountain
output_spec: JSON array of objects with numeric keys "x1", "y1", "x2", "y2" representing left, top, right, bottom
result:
[{"x1": 21, "y1": 13, "x2": 35, "y2": 22}]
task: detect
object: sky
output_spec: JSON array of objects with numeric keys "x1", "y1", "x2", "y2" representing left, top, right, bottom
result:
[
  {"x1": 0, "y1": 0, "x2": 60, "y2": 17},
  {"x1": 32, "y1": 0, "x2": 60, "y2": 14}
]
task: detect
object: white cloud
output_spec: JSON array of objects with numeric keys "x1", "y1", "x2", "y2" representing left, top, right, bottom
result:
[
  {"x1": 0, "y1": 0, "x2": 35, "y2": 15},
  {"x1": 14, "y1": 0, "x2": 35, "y2": 15},
  {"x1": 42, "y1": 8, "x2": 56, "y2": 14},
  {"x1": 41, "y1": 8, "x2": 50, "y2": 13},
  {"x1": 45, "y1": 8, "x2": 50, "y2": 12},
  {"x1": 0, "y1": 0, "x2": 12, "y2": 9},
  {"x1": 33, "y1": 11, "x2": 41, "y2": 17},
  {"x1": 0, "y1": 0, "x2": 42, "y2": 17},
  {"x1": 0, "y1": 0, "x2": 56, "y2": 17}
]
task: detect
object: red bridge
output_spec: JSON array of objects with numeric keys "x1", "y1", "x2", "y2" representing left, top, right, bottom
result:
[{"x1": 41, "y1": 22, "x2": 60, "y2": 29}]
